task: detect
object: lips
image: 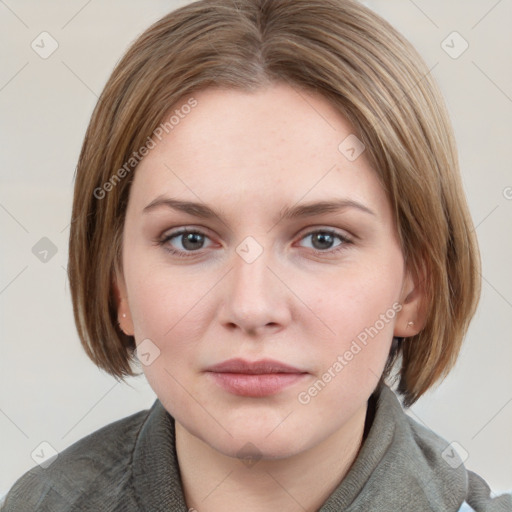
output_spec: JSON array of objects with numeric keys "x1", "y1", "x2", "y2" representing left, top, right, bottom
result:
[
  {"x1": 206, "y1": 358, "x2": 305, "y2": 374},
  {"x1": 205, "y1": 358, "x2": 308, "y2": 397}
]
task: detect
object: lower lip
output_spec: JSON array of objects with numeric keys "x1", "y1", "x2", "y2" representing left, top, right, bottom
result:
[{"x1": 207, "y1": 372, "x2": 307, "y2": 397}]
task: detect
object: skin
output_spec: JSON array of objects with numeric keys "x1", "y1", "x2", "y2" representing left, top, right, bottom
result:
[{"x1": 114, "y1": 82, "x2": 425, "y2": 512}]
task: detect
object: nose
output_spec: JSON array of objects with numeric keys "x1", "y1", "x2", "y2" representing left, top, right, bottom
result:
[{"x1": 218, "y1": 243, "x2": 292, "y2": 336}]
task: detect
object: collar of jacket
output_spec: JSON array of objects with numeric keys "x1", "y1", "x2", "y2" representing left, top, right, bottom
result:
[{"x1": 130, "y1": 384, "x2": 470, "y2": 512}]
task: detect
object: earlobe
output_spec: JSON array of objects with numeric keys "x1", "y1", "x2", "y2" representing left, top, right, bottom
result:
[
  {"x1": 394, "y1": 268, "x2": 427, "y2": 338},
  {"x1": 112, "y1": 271, "x2": 135, "y2": 336},
  {"x1": 118, "y1": 311, "x2": 134, "y2": 336}
]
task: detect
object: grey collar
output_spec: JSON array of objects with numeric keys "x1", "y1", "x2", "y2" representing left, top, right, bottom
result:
[{"x1": 130, "y1": 384, "x2": 468, "y2": 511}]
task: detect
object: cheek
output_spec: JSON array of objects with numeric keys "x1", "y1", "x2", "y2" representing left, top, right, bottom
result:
[
  {"x1": 311, "y1": 259, "x2": 402, "y2": 341},
  {"x1": 124, "y1": 265, "x2": 209, "y2": 414},
  {"x1": 126, "y1": 256, "x2": 204, "y2": 334},
  {"x1": 125, "y1": 261, "x2": 218, "y2": 374},
  {"x1": 303, "y1": 260, "x2": 402, "y2": 390}
]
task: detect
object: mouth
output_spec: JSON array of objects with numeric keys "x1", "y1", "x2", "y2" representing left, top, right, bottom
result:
[{"x1": 204, "y1": 358, "x2": 308, "y2": 397}]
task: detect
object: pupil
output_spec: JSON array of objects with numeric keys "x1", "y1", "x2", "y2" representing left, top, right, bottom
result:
[
  {"x1": 183, "y1": 233, "x2": 203, "y2": 250},
  {"x1": 313, "y1": 233, "x2": 333, "y2": 250}
]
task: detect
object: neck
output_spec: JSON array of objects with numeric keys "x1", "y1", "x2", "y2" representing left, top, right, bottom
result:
[{"x1": 175, "y1": 401, "x2": 369, "y2": 512}]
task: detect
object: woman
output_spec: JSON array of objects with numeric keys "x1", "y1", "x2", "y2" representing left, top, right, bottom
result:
[{"x1": 2, "y1": 0, "x2": 510, "y2": 510}]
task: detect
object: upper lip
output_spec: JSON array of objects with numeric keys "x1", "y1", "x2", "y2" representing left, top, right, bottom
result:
[{"x1": 205, "y1": 358, "x2": 306, "y2": 374}]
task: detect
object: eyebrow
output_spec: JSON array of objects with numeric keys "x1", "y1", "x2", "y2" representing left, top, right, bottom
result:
[{"x1": 143, "y1": 196, "x2": 376, "y2": 224}]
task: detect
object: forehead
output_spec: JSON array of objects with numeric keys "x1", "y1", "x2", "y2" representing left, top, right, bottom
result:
[{"x1": 130, "y1": 83, "x2": 388, "y2": 217}]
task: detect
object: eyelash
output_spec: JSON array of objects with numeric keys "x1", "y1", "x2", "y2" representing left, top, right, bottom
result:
[{"x1": 156, "y1": 227, "x2": 353, "y2": 259}]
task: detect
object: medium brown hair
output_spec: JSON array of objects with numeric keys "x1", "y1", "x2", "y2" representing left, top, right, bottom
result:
[{"x1": 68, "y1": 0, "x2": 480, "y2": 407}]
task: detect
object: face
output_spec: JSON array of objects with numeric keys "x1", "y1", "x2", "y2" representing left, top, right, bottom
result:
[{"x1": 115, "y1": 83, "x2": 423, "y2": 460}]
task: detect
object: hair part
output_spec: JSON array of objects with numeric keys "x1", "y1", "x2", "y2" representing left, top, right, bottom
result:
[{"x1": 68, "y1": 0, "x2": 481, "y2": 407}]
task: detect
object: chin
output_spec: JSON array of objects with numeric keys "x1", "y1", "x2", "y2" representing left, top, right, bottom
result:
[
  {"x1": 197, "y1": 414, "x2": 316, "y2": 461},
  {"x1": 215, "y1": 432, "x2": 311, "y2": 461}
]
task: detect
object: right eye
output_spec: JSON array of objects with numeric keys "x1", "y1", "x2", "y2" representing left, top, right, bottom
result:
[{"x1": 158, "y1": 228, "x2": 214, "y2": 257}]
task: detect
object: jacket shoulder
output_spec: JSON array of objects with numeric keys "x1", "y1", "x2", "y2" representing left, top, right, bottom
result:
[
  {"x1": 405, "y1": 413, "x2": 512, "y2": 512},
  {"x1": 1, "y1": 406, "x2": 152, "y2": 512}
]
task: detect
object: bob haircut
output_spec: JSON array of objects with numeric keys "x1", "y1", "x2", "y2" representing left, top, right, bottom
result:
[{"x1": 68, "y1": 0, "x2": 480, "y2": 407}]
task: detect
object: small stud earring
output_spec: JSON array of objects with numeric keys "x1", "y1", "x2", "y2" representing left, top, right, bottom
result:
[
  {"x1": 122, "y1": 313, "x2": 127, "y2": 318},
  {"x1": 407, "y1": 321, "x2": 415, "y2": 327}
]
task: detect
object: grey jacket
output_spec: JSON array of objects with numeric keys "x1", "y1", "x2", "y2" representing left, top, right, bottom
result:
[{"x1": 2, "y1": 384, "x2": 511, "y2": 511}]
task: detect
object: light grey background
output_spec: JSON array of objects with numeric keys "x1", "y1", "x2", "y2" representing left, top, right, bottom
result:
[{"x1": 1, "y1": 0, "x2": 511, "y2": 499}]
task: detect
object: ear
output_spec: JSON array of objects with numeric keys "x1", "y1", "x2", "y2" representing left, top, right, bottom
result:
[
  {"x1": 112, "y1": 267, "x2": 135, "y2": 337},
  {"x1": 394, "y1": 264, "x2": 428, "y2": 338}
]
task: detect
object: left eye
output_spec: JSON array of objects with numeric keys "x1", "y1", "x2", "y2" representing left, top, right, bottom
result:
[{"x1": 298, "y1": 230, "x2": 349, "y2": 252}]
